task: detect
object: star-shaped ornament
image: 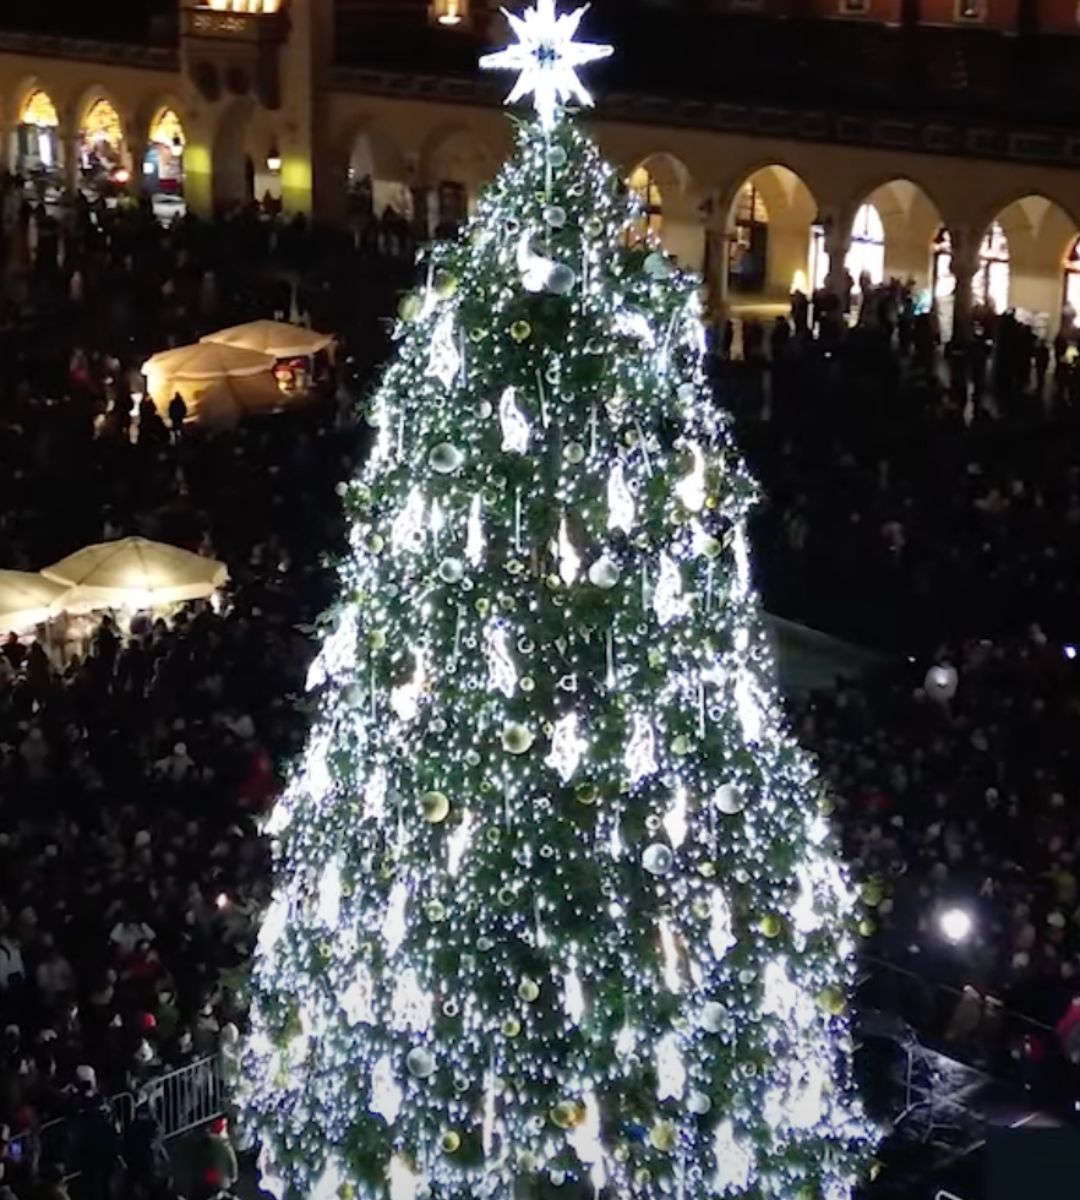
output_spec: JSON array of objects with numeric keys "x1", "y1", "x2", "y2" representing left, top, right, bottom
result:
[{"x1": 480, "y1": 0, "x2": 614, "y2": 131}]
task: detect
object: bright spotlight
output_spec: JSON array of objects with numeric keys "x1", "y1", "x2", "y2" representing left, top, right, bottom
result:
[
  {"x1": 1065, "y1": 645, "x2": 1077, "y2": 661},
  {"x1": 939, "y1": 906, "x2": 973, "y2": 945}
]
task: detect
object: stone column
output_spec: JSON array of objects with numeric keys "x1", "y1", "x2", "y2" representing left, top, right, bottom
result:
[
  {"x1": 704, "y1": 227, "x2": 729, "y2": 318},
  {"x1": 60, "y1": 127, "x2": 79, "y2": 194},
  {"x1": 823, "y1": 225, "x2": 851, "y2": 300},
  {"x1": 950, "y1": 231, "x2": 979, "y2": 346}
]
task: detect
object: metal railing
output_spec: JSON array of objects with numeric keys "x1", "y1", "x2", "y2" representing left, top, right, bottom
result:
[
  {"x1": 8, "y1": 1054, "x2": 227, "y2": 1177},
  {"x1": 936, "y1": 1191, "x2": 965, "y2": 1200}
]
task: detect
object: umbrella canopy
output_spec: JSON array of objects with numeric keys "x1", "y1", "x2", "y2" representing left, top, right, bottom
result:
[
  {"x1": 143, "y1": 342, "x2": 275, "y2": 382},
  {"x1": 201, "y1": 320, "x2": 333, "y2": 360},
  {"x1": 42, "y1": 538, "x2": 228, "y2": 611},
  {"x1": 162, "y1": 371, "x2": 288, "y2": 428},
  {"x1": 0, "y1": 570, "x2": 68, "y2": 633}
]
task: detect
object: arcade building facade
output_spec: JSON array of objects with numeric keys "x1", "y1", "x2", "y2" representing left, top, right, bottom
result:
[{"x1": 3, "y1": 0, "x2": 1080, "y2": 336}]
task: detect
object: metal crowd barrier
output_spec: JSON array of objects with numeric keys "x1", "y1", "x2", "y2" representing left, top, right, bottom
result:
[{"x1": 8, "y1": 1054, "x2": 227, "y2": 1176}]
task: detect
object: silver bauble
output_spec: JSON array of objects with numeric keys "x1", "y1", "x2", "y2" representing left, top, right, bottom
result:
[
  {"x1": 438, "y1": 558, "x2": 464, "y2": 584},
  {"x1": 687, "y1": 1091, "x2": 712, "y2": 1115},
  {"x1": 644, "y1": 251, "x2": 673, "y2": 280},
  {"x1": 406, "y1": 1047, "x2": 436, "y2": 1079},
  {"x1": 715, "y1": 783, "x2": 746, "y2": 815},
  {"x1": 699, "y1": 1002, "x2": 726, "y2": 1033},
  {"x1": 543, "y1": 205, "x2": 568, "y2": 228},
  {"x1": 588, "y1": 557, "x2": 621, "y2": 589},
  {"x1": 546, "y1": 264, "x2": 577, "y2": 296},
  {"x1": 429, "y1": 443, "x2": 464, "y2": 474},
  {"x1": 642, "y1": 843, "x2": 675, "y2": 877}
]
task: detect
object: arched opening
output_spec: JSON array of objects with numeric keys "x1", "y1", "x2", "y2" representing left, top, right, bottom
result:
[
  {"x1": 347, "y1": 128, "x2": 410, "y2": 225},
  {"x1": 625, "y1": 153, "x2": 701, "y2": 271},
  {"x1": 627, "y1": 163, "x2": 663, "y2": 244},
  {"x1": 854, "y1": 179, "x2": 944, "y2": 289},
  {"x1": 724, "y1": 164, "x2": 817, "y2": 308},
  {"x1": 1064, "y1": 238, "x2": 1080, "y2": 317},
  {"x1": 79, "y1": 97, "x2": 126, "y2": 189},
  {"x1": 16, "y1": 89, "x2": 60, "y2": 180},
  {"x1": 144, "y1": 107, "x2": 186, "y2": 222},
  {"x1": 982, "y1": 196, "x2": 1080, "y2": 332},
  {"x1": 846, "y1": 202, "x2": 886, "y2": 291},
  {"x1": 422, "y1": 126, "x2": 495, "y2": 237},
  {"x1": 728, "y1": 181, "x2": 769, "y2": 295}
]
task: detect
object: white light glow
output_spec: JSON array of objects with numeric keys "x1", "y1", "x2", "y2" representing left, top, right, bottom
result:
[
  {"x1": 656, "y1": 1032, "x2": 686, "y2": 1101},
  {"x1": 564, "y1": 967, "x2": 586, "y2": 1024},
  {"x1": 607, "y1": 462, "x2": 635, "y2": 533},
  {"x1": 675, "y1": 441, "x2": 707, "y2": 512},
  {"x1": 448, "y1": 808, "x2": 474, "y2": 877},
  {"x1": 370, "y1": 1056, "x2": 403, "y2": 1126},
  {"x1": 940, "y1": 906, "x2": 974, "y2": 945},
  {"x1": 625, "y1": 712, "x2": 658, "y2": 784},
  {"x1": 390, "y1": 649, "x2": 426, "y2": 723},
  {"x1": 556, "y1": 514, "x2": 582, "y2": 585},
  {"x1": 516, "y1": 230, "x2": 556, "y2": 293},
  {"x1": 342, "y1": 967, "x2": 375, "y2": 1026},
  {"x1": 709, "y1": 888, "x2": 736, "y2": 960},
  {"x1": 391, "y1": 968, "x2": 432, "y2": 1033},
  {"x1": 466, "y1": 493, "x2": 485, "y2": 567},
  {"x1": 658, "y1": 917, "x2": 682, "y2": 993},
  {"x1": 317, "y1": 857, "x2": 343, "y2": 927},
  {"x1": 486, "y1": 621, "x2": 519, "y2": 698},
  {"x1": 382, "y1": 881, "x2": 408, "y2": 954},
  {"x1": 426, "y1": 309, "x2": 461, "y2": 389},
  {"x1": 479, "y1": 0, "x2": 613, "y2": 132},
  {"x1": 391, "y1": 486, "x2": 426, "y2": 553},
  {"x1": 713, "y1": 1119, "x2": 753, "y2": 1194},
  {"x1": 663, "y1": 785, "x2": 689, "y2": 849},
  {"x1": 653, "y1": 552, "x2": 687, "y2": 626},
  {"x1": 546, "y1": 711, "x2": 587, "y2": 782}
]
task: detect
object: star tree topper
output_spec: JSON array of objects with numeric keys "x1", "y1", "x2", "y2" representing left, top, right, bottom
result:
[{"x1": 480, "y1": 0, "x2": 614, "y2": 132}]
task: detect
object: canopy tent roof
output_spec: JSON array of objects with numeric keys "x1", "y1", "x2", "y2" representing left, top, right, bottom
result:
[
  {"x1": 0, "y1": 570, "x2": 68, "y2": 633},
  {"x1": 42, "y1": 537, "x2": 228, "y2": 611},
  {"x1": 201, "y1": 320, "x2": 333, "y2": 360},
  {"x1": 143, "y1": 342, "x2": 275, "y2": 382}
]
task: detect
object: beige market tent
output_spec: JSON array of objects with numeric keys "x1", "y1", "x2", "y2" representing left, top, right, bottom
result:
[
  {"x1": 0, "y1": 570, "x2": 68, "y2": 633},
  {"x1": 170, "y1": 372, "x2": 288, "y2": 428},
  {"x1": 201, "y1": 320, "x2": 333, "y2": 359},
  {"x1": 42, "y1": 537, "x2": 228, "y2": 611},
  {"x1": 142, "y1": 341, "x2": 280, "y2": 426}
]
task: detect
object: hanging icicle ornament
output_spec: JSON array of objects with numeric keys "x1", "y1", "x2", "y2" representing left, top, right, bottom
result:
[
  {"x1": 499, "y1": 386, "x2": 531, "y2": 453},
  {"x1": 486, "y1": 622, "x2": 519, "y2": 698},
  {"x1": 555, "y1": 514, "x2": 582, "y2": 585},
  {"x1": 546, "y1": 711, "x2": 587, "y2": 782},
  {"x1": 607, "y1": 462, "x2": 635, "y2": 533},
  {"x1": 426, "y1": 308, "x2": 462, "y2": 389}
]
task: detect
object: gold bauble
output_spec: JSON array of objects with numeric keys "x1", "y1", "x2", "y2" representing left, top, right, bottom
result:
[
  {"x1": 518, "y1": 978, "x2": 541, "y2": 1003},
  {"x1": 501, "y1": 1017, "x2": 522, "y2": 1038},
  {"x1": 510, "y1": 320, "x2": 532, "y2": 343},
  {"x1": 699, "y1": 862, "x2": 717, "y2": 879},
  {"x1": 613, "y1": 1144, "x2": 630, "y2": 1164},
  {"x1": 502, "y1": 723, "x2": 535, "y2": 755},
  {"x1": 705, "y1": 495, "x2": 719, "y2": 510},
  {"x1": 858, "y1": 917, "x2": 877, "y2": 937},
  {"x1": 424, "y1": 900, "x2": 446, "y2": 923},
  {"x1": 575, "y1": 782, "x2": 598, "y2": 806},
  {"x1": 860, "y1": 879, "x2": 885, "y2": 908},
  {"x1": 518, "y1": 1152, "x2": 537, "y2": 1173},
  {"x1": 421, "y1": 791, "x2": 450, "y2": 824},
  {"x1": 364, "y1": 532, "x2": 384, "y2": 554},
  {"x1": 398, "y1": 292, "x2": 422, "y2": 322},
  {"x1": 434, "y1": 271, "x2": 459, "y2": 300},
  {"x1": 550, "y1": 1101, "x2": 584, "y2": 1130},
  {"x1": 368, "y1": 629, "x2": 387, "y2": 651},
  {"x1": 692, "y1": 898, "x2": 711, "y2": 920},
  {"x1": 497, "y1": 886, "x2": 515, "y2": 906},
  {"x1": 441, "y1": 1131, "x2": 461, "y2": 1154},
  {"x1": 817, "y1": 985, "x2": 847, "y2": 1017},
  {"x1": 671, "y1": 734, "x2": 691, "y2": 756},
  {"x1": 760, "y1": 914, "x2": 783, "y2": 939},
  {"x1": 820, "y1": 794, "x2": 836, "y2": 816},
  {"x1": 336, "y1": 1183, "x2": 354, "y2": 1200},
  {"x1": 700, "y1": 536, "x2": 723, "y2": 560},
  {"x1": 649, "y1": 1120, "x2": 677, "y2": 1153},
  {"x1": 647, "y1": 648, "x2": 664, "y2": 669},
  {"x1": 634, "y1": 1169, "x2": 653, "y2": 1187}
]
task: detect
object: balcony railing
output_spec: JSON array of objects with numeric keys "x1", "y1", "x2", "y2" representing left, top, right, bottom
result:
[{"x1": 0, "y1": 28, "x2": 177, "y2": 70}]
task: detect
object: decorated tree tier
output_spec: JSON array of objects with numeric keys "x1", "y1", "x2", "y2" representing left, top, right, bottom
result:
[{"x1": 242, "y1": 4, "x2": 875, "y2": 1197}]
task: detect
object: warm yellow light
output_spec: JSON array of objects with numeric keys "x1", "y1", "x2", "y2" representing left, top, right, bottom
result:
[
  {"x1": 20, "y1": 90, "x2": 58, "y2": 128},
  {"x1": 150, "y1": 108, "x2": 185, "y2": 150},
  {"x1": 434, "y1": 0, "x2": 465, "y2": 24},
  {"x1": 791, "y1": 269, "x2": 808, "y2": 295},
  {"x1": 205, "y1": 0, "x2": 280, "y2": 10},
  {"x1": 82, "y1": 98, "x2": 124, "y2": 149}
]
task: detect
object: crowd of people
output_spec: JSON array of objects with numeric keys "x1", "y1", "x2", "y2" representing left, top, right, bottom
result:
[
  {"x1": 0, "y1": 176, "x2": 394, "y2": 1200},
  {"x1": 3, "y1": 159, "x2": 1080, "y2": 1188},
  {"x1": 714, "y1": 282, "x2": 1080, "y2": 1111}
]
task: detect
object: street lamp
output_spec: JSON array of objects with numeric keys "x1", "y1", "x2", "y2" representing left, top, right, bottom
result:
[
  {"x1": 432, "y1": 0, "x2": 466, "y2": 26},
  {"x1": 266, "y1": 144, "x2": 282, "y2": 173},
  {"x1": 939, "y1": 906, "x2": 974, "y2": 946}
]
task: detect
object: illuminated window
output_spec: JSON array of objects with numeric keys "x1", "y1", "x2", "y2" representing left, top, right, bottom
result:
[
  {"x1": 846, "y1": 202, "x2": 885, "y2": 287},
  {"x1": 82, "y1": 99, "x2": 124, "y2": 150},
  {"x1": 150, "y1": 108, "x2": 185, "y2": 150},
  {"x1": 956, "y1": 0, "x2": 985, "y2": 18},
  {"x1": 973, "y1": 221, "x2": 1009, "y2": 311},
  {"x1": 810, "y1": 225, "x2": 827, "y2": 292},
  {"x1": 1065, "y1": 238, "x2": 1080, "y2": 315},
  {"x1": 932, "y1": 227, "x2": 955, "y2": 300},
  {"x1": 206, "y1": 1, "x2": 281, "y2": 11},
  {"x1": 20, "y1": 90, "x2": 58, "y2": 128},
  {"x1": 627, "y1": 165, "x2": 663, "y2": 244},
  {"x1": 729, "y1": 182, "x2": 769, "y2": 294},
  {"x1": 431, "y1": 0, "x2": 468, "y2": 24}
]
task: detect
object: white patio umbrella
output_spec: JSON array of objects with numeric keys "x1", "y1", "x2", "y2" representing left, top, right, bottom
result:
[
  {"x1": 0, "y1": 570, "x2": 68, "y2": 632},
  {"x1": 42, "y1": 537, "x2": 228, "y2": 611},
  {"x1": 142, "y1": 342, "x2": 275, "y2": 382},
  {"x1": 201, "y1": 320, "x2": 333, "y2": 360}
]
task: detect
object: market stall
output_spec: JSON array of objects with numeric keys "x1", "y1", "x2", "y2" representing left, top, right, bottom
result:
[
  {"x1": 0, "y1": 570, "x2": 68, "y2": 634},
  {"x1": 201, "y1": 320, "x2": 333, "y2": 394},
  {"x1": 142, "y1": 342, "x2": 279, "y2": 426}
]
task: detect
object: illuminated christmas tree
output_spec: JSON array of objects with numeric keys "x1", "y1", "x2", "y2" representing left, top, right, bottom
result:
[{"x1": 242, "y1": 4, "x2": 875, "y2": 1197}]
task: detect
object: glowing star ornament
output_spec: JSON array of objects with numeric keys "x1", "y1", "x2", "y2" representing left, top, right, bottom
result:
[
  {"x1": 655, "y1": 1032, "x2": 686, "y2": 1101},
  {"x1": 499, "y1": 386, "x2": 531, "y2": 453},
  {"x1": 466, "y1": 493, "x2": 485, "y2": 567},
  {"x1": 546, "y1": 711, "x2": 587, "y2": 782},
  {"x1": 480, "y1": 0, "x2": 613, "y2": 132}
]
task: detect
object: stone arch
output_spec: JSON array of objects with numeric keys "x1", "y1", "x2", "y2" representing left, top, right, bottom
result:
[
  {"x1": 845, "y1": 177, "x2": 945, "y2": 290},
  {"x1": 722, "y1": 163, "x2": 818, "y2": 301},
  {"x1": 626, "y1": 151, "x2": 703, "y2": 272},
  {"x1": 337, "y1": 118, "x2": 411, "y2": 221},
  {"x1": 211, "y1": 98, "x2": 257, "y2": 210},
  {"x1": 138, "y1": 99, "x2": 188, "y2": 215},
  {"x1": 977, "y1": 194, "x2": 1080, "y2": 325},
  {"x1": 71, "y1": 85, "x2": 130, "y2": 179},
  {"x1": 420, "y1": 123, "x2": 496, "y2": 230},
  {"x1": 11, "y1": 79, "x2": 62, "y2": 176}
]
